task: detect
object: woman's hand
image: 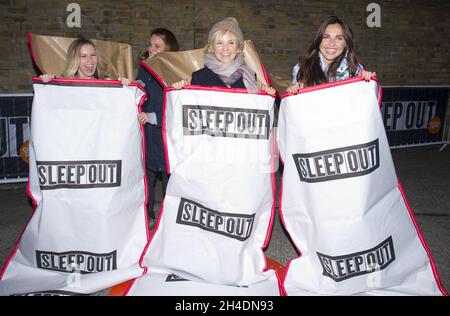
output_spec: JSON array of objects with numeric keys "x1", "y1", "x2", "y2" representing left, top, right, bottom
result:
[
  {"x1": 39, "y1": 74, "x2": 55, "y2": 83},
  {"x1": 259, "y1": 83, "x2": 276, "y2": 96},
  {"x1": 172, "y1": 79, "x2": 189, "y2": 89},
  {"x1": 138, "y1": 112, "x2": 149, "y2": 125},
  {"x1": 360, "y1": 70, "x2": 376, "y2": 82},
  {"x1": 118, "y1": 77, "x2": 130, "y2": 86},
  {"x1": 286, "y1": 82, "x2": 304, "y2": 94}
]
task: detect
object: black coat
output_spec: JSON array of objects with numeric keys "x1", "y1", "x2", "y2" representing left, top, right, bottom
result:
[
  {"x1": 138, "y1": 66, "x2": 166, "y2": 172},
  {"x1": 191, "y1": 67, "x2": 246, "y2": 88}
]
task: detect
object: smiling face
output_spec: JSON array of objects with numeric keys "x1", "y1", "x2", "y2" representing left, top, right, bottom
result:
[
  {"x1": 147, "y1": 34, "x2": 166, "y2": 57},
  {"x1": 77, "y1": 44, "x2": 97, "y2": 79},
  {"x1": 212, "y1": 31, "x2": 239, "y2": 64},
  {"x1": 319, "y1": 23, "x2": 347, "y2": 66}
]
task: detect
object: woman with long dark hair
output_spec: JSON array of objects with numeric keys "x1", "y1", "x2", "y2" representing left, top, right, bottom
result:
[
  {"x1": 288, "y1": 16, "x2": 375, "y2": 92},
  {"x1": 136, "y1": 28, "x2": 179, "y2": 62}
]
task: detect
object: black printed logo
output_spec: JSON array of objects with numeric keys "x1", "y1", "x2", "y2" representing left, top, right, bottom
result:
[
  {"x1": 35, "y1": 250, "x2": 117, "y2": 274},
  {"x1": 37, "y1": 160, "x2": 122, "y2": 190},
  {"x1": 382, "y1": 100, "x2": 437, "y2": 131},
  {"x1": 0, "y1": 116, "x2": 29, "y2": 158},
  {"x1": 176, "y1": 198, "x2": 255, "y2": 241},
  {"x1": 292, "y1": 139, "x2": 379, "y2": 183},
  {"x1": 183, "y1": 105, "x2": 270, "y2": 139},
  {"x1": 317, "y1": 236, "x2": 395, "y2": 282},
  {"x1": 165, "y1": 274, "x2": 189, "y2": 282}
]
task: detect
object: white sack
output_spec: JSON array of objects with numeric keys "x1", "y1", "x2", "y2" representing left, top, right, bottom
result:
[
  {"x1": 130, "y1": 87, "x2": 279, "y2": 295},
  {"x1": 0, "y1": 79, "x2": 148, "y2": 295},
  {"x1": 278, "y1": 78, "x2": 447, "y2": 296}
]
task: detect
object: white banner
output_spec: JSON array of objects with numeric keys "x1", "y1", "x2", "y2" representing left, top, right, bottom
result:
[
  {"x1": 278, "y1": 78, "x2": 447, "y2": 295},
  {"x1": 127, "y1": 87, "x2": 280, "y2": 295},
  {"x1": 0, "y1": 79, "x2": 149, "y2": 296}
]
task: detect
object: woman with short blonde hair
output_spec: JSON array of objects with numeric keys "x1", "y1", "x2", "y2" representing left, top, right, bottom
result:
[
  {"x1": 205, "y1": 26, "x2": 244, "y2": 55},
  {"x1": 173, "y1": 17, "x2": 274, "y2": 95}
]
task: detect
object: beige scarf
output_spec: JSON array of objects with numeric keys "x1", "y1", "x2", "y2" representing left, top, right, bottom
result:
[{"x1": 204, "y1": 53, "x2": 259, "y2": 92}]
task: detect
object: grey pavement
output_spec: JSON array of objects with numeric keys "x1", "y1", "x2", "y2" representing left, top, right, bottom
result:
[{"x1": 0, "y1": 145, "x2": 449, "y2": 295}]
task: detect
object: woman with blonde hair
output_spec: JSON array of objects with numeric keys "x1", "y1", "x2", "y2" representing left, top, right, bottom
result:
[
  {"x1": 39, "y1": 36, "x2": 131, "y2": 84},
  {"x1": 173, "y1": 17, "x2": 275, "y2": 95},
  {"x1": 40, "y1": 36, "x2": 106, "y2": 82},
  {"x1": 61, "y1": 36, "x2": 105, "y2": 79}
]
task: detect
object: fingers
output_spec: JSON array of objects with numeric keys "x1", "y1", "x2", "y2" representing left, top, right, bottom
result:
[
  {"x1": 137, "y1": 112, "x2": 148, "y2": 124},
  {"x1": 286, "y1": 82, "x2": 301, "y2": 94},
  {"x1": 259, "y1": 83, "x2": 276, "y2": 96},
  {"x1": 172, "y1": 79, "x2": 188, "y2": 89},
  {"x1": 119, "y1": 77, "x2": 130, "y2": 86},
  {"x1": 39, "y1": 74, "x2": 55, "y2": 83},
  {"x1": 265, "y1": 86, "x2": 276, "y2": 96},
  {"x1": 364, "y1": 71, "x2": 371, "y2": 81},
  {"x1": 361, "y1": 70, "x2": 375, "y2": 82}
]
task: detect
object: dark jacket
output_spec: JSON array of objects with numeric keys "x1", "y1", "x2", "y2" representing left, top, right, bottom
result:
[
  {"x1": 138, "y1": 66, "x2": 166, "y2": 172},
  {"x1": 191, "y1": 67, "x2": 246, "y2": 88}
]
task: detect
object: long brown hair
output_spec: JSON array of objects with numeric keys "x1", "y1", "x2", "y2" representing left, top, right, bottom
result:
[
  {"x1": 62, "y1": 37, "x2": 105, "y2": 79},
  {"x1": 137, "y1": 28, "x2": 179, "y2": 62},
  {"x1": 297, "y1": 16, "x2": 360, "y2": 87}
]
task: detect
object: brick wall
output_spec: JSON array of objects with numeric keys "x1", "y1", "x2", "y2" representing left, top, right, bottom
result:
[{"x1": 1, "y1": 0, "x2": 449, "y2": 92}]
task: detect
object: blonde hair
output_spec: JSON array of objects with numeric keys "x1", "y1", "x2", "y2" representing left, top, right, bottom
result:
[
  {"x1": 62, "y1": 37, "x2": 105, "y2": 79},
  {"x1": 205, "y1": 29, "x2": 242, "y2": 54}
]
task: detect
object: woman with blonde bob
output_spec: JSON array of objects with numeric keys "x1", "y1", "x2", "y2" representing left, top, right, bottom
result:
[{"x1": 173, "y1": 17, "x2": 275, "y2": 95}]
